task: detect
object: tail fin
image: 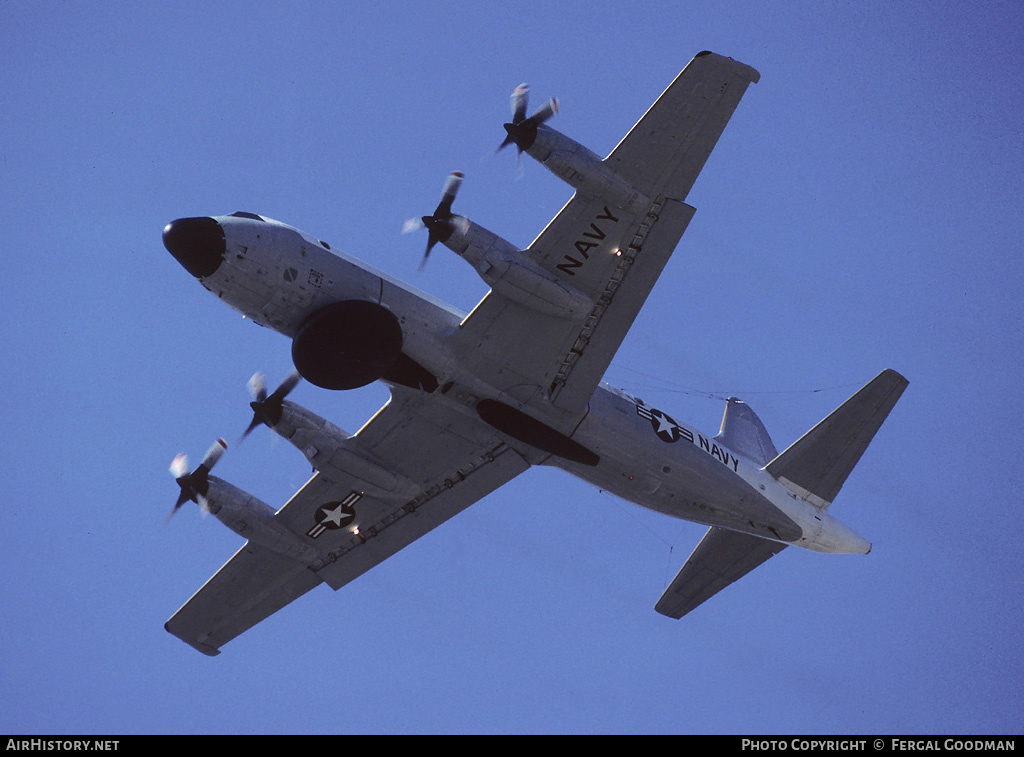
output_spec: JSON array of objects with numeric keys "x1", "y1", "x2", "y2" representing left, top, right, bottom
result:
[
  {"x1": 766, "y1": 369, "x2": 908, "y2": 508},
  {"x1": 714, "y1": 397, "x2": 778, "y2": 465}
]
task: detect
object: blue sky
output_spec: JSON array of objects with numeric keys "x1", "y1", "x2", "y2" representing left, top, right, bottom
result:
[{"x1": 2, "y1": 0, "x2": 1022, "y2": 734}]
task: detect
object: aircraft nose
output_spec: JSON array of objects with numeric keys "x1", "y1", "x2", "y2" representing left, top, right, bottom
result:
[{"x1": 162, "y1": 217, "x2": 225, "y2": 278}]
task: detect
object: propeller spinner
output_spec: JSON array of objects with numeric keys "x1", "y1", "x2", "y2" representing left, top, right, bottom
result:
[
  {"x1": 403, "y1": 171, "x2": 470, "y2": 270},
  {"x1": 499, "y1": 83, "x2": 559, "y2": 154},
  {"x1": 168, "y1": 438, "x2": 227, "y2": 521},
  {"x1": 241, "y1": 370, "x2": 301, "y2": 441}
]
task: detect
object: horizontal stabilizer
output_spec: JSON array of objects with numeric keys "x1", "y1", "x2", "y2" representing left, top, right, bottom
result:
[
  {"x1": 655, "y1": 527, "x2": 787, "y2": 619},
  {"x1": 766, "y1": 369, "x2": 908, "y2": 507}
]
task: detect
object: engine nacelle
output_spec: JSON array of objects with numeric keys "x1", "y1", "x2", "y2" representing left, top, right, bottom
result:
[
  {"x1": 203, "y1": 476, "x2": 321, "y2": 563},
  {"x1": 267, "y1": 399, "x2": 413, "y2": 496},
  {"x1": 441, "y1": 218, "x2": 593, "y2": 319},
  {"x1": 291, "y1": 300, "x2": 403, "y2": 390},
  {"x1": 526, "y1": 125, "x2": 651, "y2": 215}
]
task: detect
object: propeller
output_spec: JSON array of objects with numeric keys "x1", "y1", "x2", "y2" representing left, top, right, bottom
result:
[
  {"x1": 241, "y1": 370, "x2": 301, "y2": 440},
  {"x1": 403, "y1": 171, "x2": 470, "y2": 270},
  {"x1": 168, "y1": 438, "x2": 227, "y2": 522},
  {"x1": 498, "y1": 83, "x2": 559, "y2": 155}
]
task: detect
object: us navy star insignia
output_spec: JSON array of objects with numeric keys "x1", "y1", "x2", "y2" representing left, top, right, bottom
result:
[
  {"x1": 650, "y1": 408, "x2": 683, "y2": 443},
  {"x1": 634, "y1": 403, "x2": 684, "y2": 444},
  {"x1": 306, "y1": 491, "x2": 362, "y2": 539}
]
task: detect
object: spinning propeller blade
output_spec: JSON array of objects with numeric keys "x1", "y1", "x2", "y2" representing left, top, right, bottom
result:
[
  {"x1": 241, "y1": 371, "x2": 301, "y2": 440},
  {"x1": 167, "y1": 438, "x2": 227, "y2": 522},
  {"x1": 499, "y1": 82, "x2": 558, "y2": 154},
  {"x1": 408, "y1": 171, "x2": 465, "y2": 270}
]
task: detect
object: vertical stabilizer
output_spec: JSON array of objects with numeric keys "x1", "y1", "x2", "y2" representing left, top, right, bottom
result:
[
  {"x1": 714, "y1": 398, "x2": 778, "y2": 465},
  {"x1": 766, "y1": 369, "x2": 908, "y2": 508}
]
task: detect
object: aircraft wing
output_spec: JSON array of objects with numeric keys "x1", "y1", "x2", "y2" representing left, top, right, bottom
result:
[
  {"x1": 603, "y1": 51, "x2": 760, "y2": 202},
  {"x1": 654, "y1": 526, "x2": 787, "y2": 619},
  {"x1": 455, "y1": 52, "x2": 759, "y2": 420},
  {"x1": 165, "y1": 543, "x2": 322, "y2": 657},
  {"x1": 166, "y1": 387, "x2": 530, "y2": 655}
]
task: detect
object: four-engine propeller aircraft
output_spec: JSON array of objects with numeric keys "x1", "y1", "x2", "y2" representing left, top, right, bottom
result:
[{"x1": 161, "y1": 52, "x2": 907, "y2": 656}]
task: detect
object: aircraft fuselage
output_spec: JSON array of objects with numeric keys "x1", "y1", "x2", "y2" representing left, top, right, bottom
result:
[{"x1": 164, "y1": 212, "x2": 870, "y2": 555}]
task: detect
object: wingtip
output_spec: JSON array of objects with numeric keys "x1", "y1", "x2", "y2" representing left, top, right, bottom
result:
[
  {"x1": 882, "y1": 368, "x2": 910, "y2": 388},
  {"x1": 692, "y1": 50, "x2": 761, "y2": 84},
  {"x1": 165, "y1": 620, "x2": 222, "y2": 656}
]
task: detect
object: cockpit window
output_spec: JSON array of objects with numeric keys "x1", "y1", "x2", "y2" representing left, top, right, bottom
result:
[{"x1": 229, "y1": 211, "x2": 265, "y2": 221}]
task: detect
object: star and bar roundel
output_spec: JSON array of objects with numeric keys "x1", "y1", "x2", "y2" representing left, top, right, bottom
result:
[
  {"x1": 635, "y1": 404, "x2": 689, "y2": 443},
  {"x1": 306, "y1": 491, "x2": 363, "y2": 539}
]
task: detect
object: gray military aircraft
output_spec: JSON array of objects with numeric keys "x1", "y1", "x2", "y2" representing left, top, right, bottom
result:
[{"x1": 162, "y1": 52, "x2": 907, "y2": 656}]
